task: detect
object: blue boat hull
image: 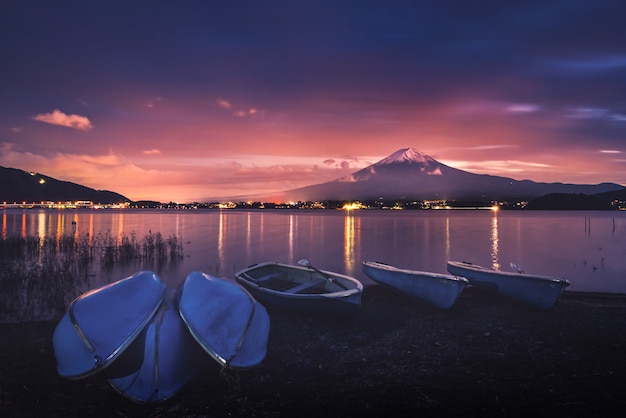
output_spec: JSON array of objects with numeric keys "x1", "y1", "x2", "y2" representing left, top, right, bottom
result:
[
  {"x1": 53, "y1": 271, "x2": 167, "y2": 379},
  {"x1": 177, "y1": 272, "x2": 270, "y2": 369},
  {"x1": 108, "y1": 289, "x2": 203, "y2": 403},
  {"x1": 235, "y1": 262, "x2": 363, "y2": 316},
  {"x1": 362, "y1": 261, "x2": 468, "y2": 309},
  {"x1": 243, "y1": 287, "x2": 362, "y2": 316},
  {"x1": 447, "y1": 261, "x2": 570, "y2": 309}
]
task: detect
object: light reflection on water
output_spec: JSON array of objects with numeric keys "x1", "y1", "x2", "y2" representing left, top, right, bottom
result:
[
  {"x1": 491, "y1": 212, "x2": 500, "y2": 271},
  {"x1": 344, "y1": 212, "x2": 356, "y2": 275},
  {"x1": 2, "y1": 208, "x2": 626, "y2": 322},
  {"x1": 289, "y1": 214, "x2": 295, "y2": 263}
]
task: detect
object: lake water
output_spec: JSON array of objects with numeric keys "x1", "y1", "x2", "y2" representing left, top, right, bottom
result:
[{"x1": 2, "y1": 208, "x2": 625, "y2": 321}]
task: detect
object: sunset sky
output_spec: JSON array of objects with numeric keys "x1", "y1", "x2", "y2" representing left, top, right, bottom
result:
[{"x1": 2, "y1": 1, "x2": 625, "y2": 202}]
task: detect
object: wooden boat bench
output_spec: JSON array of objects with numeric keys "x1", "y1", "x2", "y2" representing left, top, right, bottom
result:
[
  {"x1": 256, "y1": 271, "x2": 287, "y2": 283},
  {"x1": 285, "y1": 278, "x2": 325, "y2": 294},
  {"x1": 253, "y1": 271, "x2": 287, "y2": 284}
]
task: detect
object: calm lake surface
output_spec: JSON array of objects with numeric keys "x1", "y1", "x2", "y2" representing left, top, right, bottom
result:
[
  {"x1": 2, "y1": 208, "x2": 625, "y2": 322},
  {"x1": 4, "y1": 208, "x2": 626, "y2": 290}
]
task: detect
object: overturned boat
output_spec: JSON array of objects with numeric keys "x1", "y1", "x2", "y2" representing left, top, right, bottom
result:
[
  {"x1": 52, "y1": 271, "x2": 167, "y2": 379},
  {"x1": 54, "y1": 270, "x2": 270, "y2": 403},
  {"x1": 108, "y1": 289, "x2": 203, "y2": 403},
  {"x1": 362, "y1": 261, "x2": 469, "y2": 309},
  {"x1": 447, "y1": 261, "x2": 570, "y2": 309},
  {"x1": 177, "y1": 271, "x2": 270, "y2": 369}
]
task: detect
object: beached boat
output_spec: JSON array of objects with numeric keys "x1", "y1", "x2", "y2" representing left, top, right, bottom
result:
[
  {"x1": 52, "y1": 271, "x2": 167, "y2": 379},
  {"x1": 108, "y1": 289, "x2": 204, "y2": 403},
  {"x1": 177, "y1": 271, "x2": 270, "y2": 369},
  {"x1": 447, "y1": 261, "x2": 570, "y2": 309},
  {"x1": 234, "y1": 260, "x2": 363, "y2": 316},
  {"x1": 362, "y1": 261, "x2": 469, "y2": 309}
]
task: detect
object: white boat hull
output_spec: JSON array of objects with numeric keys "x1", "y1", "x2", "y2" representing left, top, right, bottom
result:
[
  {"x1": 447, "y1": 261, "x2": 570, "y2": 309},
  {"x1": 52, "y1": 271, "x2": 167, "y2": 379},
  {"x1": 362, "y1": 261, "x2": 468, "y2": 309},
  {"x1": 108, "y1": 289, "x2": 203, "y2": 403},
  {"x1": 177, "y1": 272, "x2": 270, "y2": 369},
  {"x1": 235, "y1": 261, "x2": 363, "y2": 316}
]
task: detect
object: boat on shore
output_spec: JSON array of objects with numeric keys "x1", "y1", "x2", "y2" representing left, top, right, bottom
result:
[
  {"x1": 447, "y1": 261, "x2": 570, "y2": 309},
  {"x1": 107, "y1": 289, "x2": 204, "y2": 403},
  {"x1": 54, "y1": 270, "x2": 270, "y2": 402},
  {"x1": 52, "y1": 271, "x2": 167, "y2": 379},
  {"x1": 362, "y1": 261, "x2": 469, "y2": 309},
  {"x1": 177, "y1": 271, "x2": 270, "y2": 369},
  {"x1": 235, "y1": 260, "x2": 363, "y2": 316}
]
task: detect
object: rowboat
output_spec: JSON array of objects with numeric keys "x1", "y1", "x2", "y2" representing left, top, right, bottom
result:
[
  {"x1": 177, "y1": 271, "x2": 270, "y2": 369},
  {"x1": 108, "y1": 289, "x2": 204, "y2": 403},
  {"x1": 234, "y1": 260, "x2": 363, "y2": 316},
  {"x1": 53, "y1": 271, "x2": 167, "y2": 379},
  {"x1": 447, "y1": 261, "x2": 570, "y2": 309},
  {"x1": 362, "y1": 261, "x2": 469, "y2": 309}
]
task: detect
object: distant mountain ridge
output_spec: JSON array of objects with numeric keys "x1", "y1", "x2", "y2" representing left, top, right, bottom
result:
[
  {"x1": 275, "y1": 148, "x2": 624, "y2": 202},
  {"x1": 3, "y1": 149, "x2": 624, "y2": 205},
  {"x1": 0, "y1": 166, "x2": 130, "y2": 204}
]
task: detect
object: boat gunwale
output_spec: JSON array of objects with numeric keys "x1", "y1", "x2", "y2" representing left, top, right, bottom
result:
[
  {"x1": 363, "y1": 261, "x2": 469, "y2": 284},
  {"x1": 60, "y1": 271, "x2": 168, "y2": 379},
  {"x1": 176, "y1": 272, "x2": 266, "y2": 369},
  {"x1": 447, "y1": 261, "x2": 571, "y2": 287},
  {"x1": 235, "y1": 261, "x2": 363, "y2": 299}
]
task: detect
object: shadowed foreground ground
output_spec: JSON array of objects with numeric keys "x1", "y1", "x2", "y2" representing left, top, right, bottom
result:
[{"x1": 2, "y1": 285, "x2": 625, "y2": 417}]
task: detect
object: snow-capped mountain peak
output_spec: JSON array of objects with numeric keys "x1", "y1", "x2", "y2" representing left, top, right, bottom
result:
[
  {"x1": 374, "y1": 148, "x2": 434, "y2": 166},
  {"x1": 272, "y1": 147, "x2": 624, "y2": 202},
  {"x1": 339, "y1": 147, "x2": 443, "y2": 184}
]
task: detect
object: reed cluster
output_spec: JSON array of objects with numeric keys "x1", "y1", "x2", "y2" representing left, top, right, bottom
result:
[{"x1": 0, "y1": 231, "x2": 184, "y2": 322}]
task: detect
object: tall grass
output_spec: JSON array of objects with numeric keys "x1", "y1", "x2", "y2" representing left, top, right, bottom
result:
[
  {"x1": 0, "y1": 231, "x2": 184, "y2": 323},
  {"x1": 97, "y1": 231, "x2": 184, "y2": 269}
]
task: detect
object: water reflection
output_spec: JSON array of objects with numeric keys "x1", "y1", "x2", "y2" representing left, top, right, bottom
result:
[
  {"x1": 218, "y1": 210, "x2": 226, "y2": 271},
  {"x1": 490, "y1": 211, "x2": 500, "y2": 270},
  {"x1": 246, "y1": 212, "x2": 252, "y2": 259},
  {"x1": 343, "y1": 212, "x2": 360, "y2": 276},
  {"x1": 118, "y1": 213, "x2": 124, "y2": 243},
  {"x1": 445, "y1": 217, "x2": 451, "y2": 262},
  {"x1": 21, "y1": 212, "x2": 26, "y2": 237},
  {"x1": 87, "y1": 213, "x2": 94, "y2": 245},
  {"x1": 2, "y1": 209, "x2": 626, "y2": 323},
  {"x1": 37, "y1": 212, "x2": 46, "y2": 240},
  {"x1": 71, "y1": 213, "x2": 78, "y2": 239},
  {"x1": 56, "y1": 213, "x2": 63, "y2": 239},
  {"x1": 289, "y1": 214, "x2": 295, "y2": 263}
]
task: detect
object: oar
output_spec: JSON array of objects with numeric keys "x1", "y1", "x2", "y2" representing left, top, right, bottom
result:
[
  {"x1": 297, "y1": 259, "x2": 349, "y2": 291},
  {"x1": 510, "y1": 262, "x2": 524, "y2": 274}
]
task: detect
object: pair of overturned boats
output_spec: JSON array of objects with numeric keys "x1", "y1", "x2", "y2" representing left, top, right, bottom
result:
[
  {"x1": 53, "y1": 259, "x2": 570, "y2": 403},
  {"x1": 53, "y1": 271, "x2": 271, "y2": 404}
]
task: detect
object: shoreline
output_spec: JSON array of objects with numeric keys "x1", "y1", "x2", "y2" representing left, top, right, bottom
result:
[{"x1": 2, "y1": 286, "x2": 626, "y2": 417}]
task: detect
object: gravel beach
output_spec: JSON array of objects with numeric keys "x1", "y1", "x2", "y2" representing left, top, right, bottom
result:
[{"x1": 2, "y1": 285, "x2": 625, "y2": 417}]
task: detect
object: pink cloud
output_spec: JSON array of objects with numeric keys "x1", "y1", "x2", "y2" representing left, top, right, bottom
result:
[
  {"x1": 217, "y1": 99, "x2": 232, "y2": 109},
  {"x1": 33, "y1": 109, "x2": 93, "y2": 131},
  {"x1": 145, "y1": 97, "x2": 163, "y2": 108},
  {"x1": 234, "y1": 108, "x2": 258, "y2": 117}
]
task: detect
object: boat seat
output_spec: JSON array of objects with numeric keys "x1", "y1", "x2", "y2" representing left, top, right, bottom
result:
[
  {"x1": 285, "y1": 278, "x2": 325, "y2": 294},
  {"x1": 255, "y1": 271, "x2": 287, "y2": 284}
]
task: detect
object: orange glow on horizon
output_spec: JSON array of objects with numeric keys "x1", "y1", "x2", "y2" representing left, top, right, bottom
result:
[{"x1": 341, "y1": 202, "x2": 364, "y2": 211}]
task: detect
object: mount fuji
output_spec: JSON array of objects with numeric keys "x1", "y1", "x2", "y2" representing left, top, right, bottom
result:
[{"x1": 274, "y1": 148, "x2": 623, "y2": 202}]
